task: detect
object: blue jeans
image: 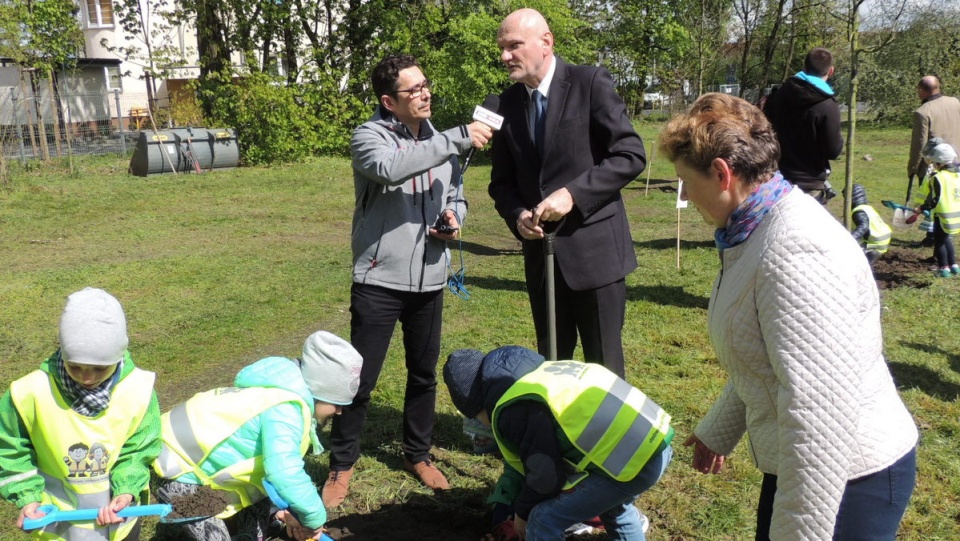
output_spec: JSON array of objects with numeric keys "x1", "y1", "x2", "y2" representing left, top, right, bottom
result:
[
  {"x1": 525, "y1": 445, "x2": 673, "y2": 541},
  {"x1": 756, "y1": 446, "x2": 916, "y2": 541}
]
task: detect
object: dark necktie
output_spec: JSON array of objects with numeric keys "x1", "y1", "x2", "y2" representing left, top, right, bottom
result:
[{"x1": 533, "y1": 90, "x2": 546, "y2": 158}]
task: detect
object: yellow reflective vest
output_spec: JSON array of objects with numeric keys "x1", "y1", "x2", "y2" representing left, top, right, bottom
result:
[
  {"x1": 492, "y1": 361, "x2": 672, "y2": 489},
  {"x1": 932, "y1": 169, "x2": 960, "y2": 234},
  {"x1": 852, "y1": 204, "x2": 891, "y2": 253},
  {"x1": 9, "y1": 368, "x2": 155, "y2": 541},
  {"x1": 153, "y1": 387, "x2": 311, "y2": 517},
  {"x1": 914, "y1": 173, "x2": 931, "y2": 207}
]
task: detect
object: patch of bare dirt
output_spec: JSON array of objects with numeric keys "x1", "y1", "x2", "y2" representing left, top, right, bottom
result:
[
  {"x1": 164, "y1": 485, "x2": 229, "y2": 520},
  {"x1": 324, "y1": 493, "x2": 489, "y2": 541},
  {"x1": 872, "y1": 246, "x2": 933, "y2": 289}
]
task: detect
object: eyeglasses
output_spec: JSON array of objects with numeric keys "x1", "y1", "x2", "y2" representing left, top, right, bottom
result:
[{"x1": 394, "y1": 79, "x2": 432, "y2": 98}]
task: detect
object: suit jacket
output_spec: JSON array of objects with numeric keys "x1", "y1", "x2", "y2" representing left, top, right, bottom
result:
[
  {"x1": 488, "y1": 57, "x2": 645, "y2": 291},
  {"x1": 908, "y1": 94, "x2": 960, "y2": 178}
]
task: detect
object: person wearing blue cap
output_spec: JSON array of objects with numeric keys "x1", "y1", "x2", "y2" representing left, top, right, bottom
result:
[
  {"x1": 443, "y1": 346, "x2": 673, "y2": 541},
  {"x1": 152, "y1": 330, "x2": 362, "y2": 541}
]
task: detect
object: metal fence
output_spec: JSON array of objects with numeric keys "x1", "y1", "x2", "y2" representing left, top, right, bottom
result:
[{"x1": 0, "y1": 89, "x2": 167, "y2": 163}]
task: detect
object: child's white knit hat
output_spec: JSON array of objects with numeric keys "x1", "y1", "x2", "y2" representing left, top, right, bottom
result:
[
  {"x1": 59, "y1": 287, "x2": 128, "y2": 366},
  {"x1": 300, "y1": 331, "x2": 363, "y2": 405}
]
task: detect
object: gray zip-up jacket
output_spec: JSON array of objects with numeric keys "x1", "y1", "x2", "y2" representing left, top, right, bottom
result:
[{"x1": 351, "y1": 107, "x2": 472, "y2": 292}]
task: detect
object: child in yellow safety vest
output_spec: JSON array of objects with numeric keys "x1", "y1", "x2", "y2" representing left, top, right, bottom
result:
[
  {"x1": 151, "y1": 330, "x2": 362, "y2": 541},
  {"x1": 444, "y1": 346, "x2": 673, "y2": 541},
  {"x1": 0, "y1": 287, "x2": 161, "y2": 541},
  {"x1": 913, "y1": 140, "x2": 960, "y2": 278},
  {"x1": 849, "y1": 183, "x2": 891, "y2": 266}
]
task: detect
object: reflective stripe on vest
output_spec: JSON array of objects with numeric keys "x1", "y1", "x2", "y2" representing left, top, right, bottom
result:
[
  {"x1": 9, "y1": 367, "x2": 154, "y2": 541},
  {"x1": 493, "y1": 361, "x2": 672, "y2": 487},
  {"x1": 934, "y1": 170, "x2": 960, "y2": 234},
  {"x1": 154, "y1": 387, "x2": 311, "y2": 516},
  {"x1": 852, "y1": 204, "x2": 891, "y2": 253}
]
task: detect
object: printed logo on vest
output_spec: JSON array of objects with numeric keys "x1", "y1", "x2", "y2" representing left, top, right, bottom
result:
[
  {"x1": 64, "y1": 441, "x2": 111, "y2": 480},
  {"x1": 542, "y1": 361, "x2": 585, "y2": 378}
]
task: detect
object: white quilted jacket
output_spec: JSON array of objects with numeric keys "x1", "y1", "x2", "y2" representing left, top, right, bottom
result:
[{"x1": 695, "y1": 188, "x2": 918, "y2": 541}]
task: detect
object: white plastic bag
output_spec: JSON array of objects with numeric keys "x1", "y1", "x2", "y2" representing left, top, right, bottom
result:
[{"x1": 892, "y1": 208, "x2": 908, "y2": 229}]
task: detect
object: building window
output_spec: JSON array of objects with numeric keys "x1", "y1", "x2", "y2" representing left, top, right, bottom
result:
[
  {"x1": 85, "y1": 0, "x2": 114, "y2": 27},
  {"x1": 105, "y1": 66, "x2": 122, "y2": 91}
]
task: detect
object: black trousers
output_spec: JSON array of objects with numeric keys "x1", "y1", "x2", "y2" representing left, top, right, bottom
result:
[
  {"x1": 933, "y1": 218, "x2": 956, "y2": 268},
  {"x1": 328, "y1": 283, "x2": 443, "y2": 469},
  {"x1": 526, "y1": 258, "x2": 627, "y2": 378}
]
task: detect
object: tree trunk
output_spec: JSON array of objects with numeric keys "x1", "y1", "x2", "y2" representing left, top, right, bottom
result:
[
  {"x1": 31, "y1": 72, "x2": 50, "y2": 161},
  {"x1": 759, "y1": 0, "x2": 789, "y2": 88},
  {"x1": 195, "y1": 0, "x2": 229, "y2": 78},
  {"x1": 842, "y1": 1, "x2": 860, "y2": 229},
  {"x1": 48, "y1": 75, "x2": 62, "y2": 158},
  {"x1": 19, "y1": 71, "x2": 39, "y2": 160}
]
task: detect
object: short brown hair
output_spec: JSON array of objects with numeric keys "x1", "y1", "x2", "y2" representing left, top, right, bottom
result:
[
  {"x1": 372, "y1": 54, "x2": 420, "y2": 99},
  {"x1": 658, "y1": 93, "x2": 780, "y2": 186},
  {"x1": 803, "y1": 48, "x2": 834, "y2": 77}
]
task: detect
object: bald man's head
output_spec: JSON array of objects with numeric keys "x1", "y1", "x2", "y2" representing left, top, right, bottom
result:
[
  {"x1": 497, "y1": 8, "x2": 554, "y2": 88},
  {"x1": 918, "y1": 76, "x2": 941, "y2": 100}
]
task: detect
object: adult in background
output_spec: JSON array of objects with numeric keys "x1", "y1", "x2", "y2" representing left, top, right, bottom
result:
[
  {"x1": 763, "y1": 47, "x2": 843, "y2": 204},
  {"x1": 660, "y1": 93, "x2": 918, "y2": 541},
  {"x1": 153, "y1": 331, "x2": 362, "y2": 541},
  {"x1": 443, "y1": 346, "x2": 672, "y2": 541},
  {"x1": 322, "y1": 54, "x2": 493, "y2": 507},
  {"x1": 489, "y1": 8, "x2": 645, "y2": 378},
  {"x1": 907, "y1": 75, "x2": 960, "y2": 209}
]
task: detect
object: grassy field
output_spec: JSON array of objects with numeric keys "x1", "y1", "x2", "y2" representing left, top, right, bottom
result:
[{"x1": 0, "y1": 122, "x2": 958, "y2": 540}]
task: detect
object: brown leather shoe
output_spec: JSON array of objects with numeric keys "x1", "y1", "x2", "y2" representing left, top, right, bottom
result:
[
  {"x1": 321, "y1": 467, "x2": 353, "y2": 508},
  {"x1": 403, "y1": 459, "x2": 449, "y2": 490}
]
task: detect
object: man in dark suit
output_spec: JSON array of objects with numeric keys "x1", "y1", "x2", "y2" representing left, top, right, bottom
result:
[{"x1": 488, "y1": 8, "x2": 646, "y2": 378}]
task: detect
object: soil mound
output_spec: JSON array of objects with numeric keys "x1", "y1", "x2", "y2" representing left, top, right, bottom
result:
[
  {"x1": 165, "y1": 485, "x2": 229, "y2": 519},
  {"x1": 872, "y1": 246, "x2": 932, "y2": 289}
]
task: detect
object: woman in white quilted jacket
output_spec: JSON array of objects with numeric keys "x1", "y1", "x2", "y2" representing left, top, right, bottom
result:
[{"x1": 658, "y1": 93, "x2": 918, "y2": 541}]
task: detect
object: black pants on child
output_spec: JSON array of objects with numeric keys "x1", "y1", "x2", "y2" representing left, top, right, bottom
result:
[{"x1": 933, "y1": 219, "x2": 956, "y2": 269}]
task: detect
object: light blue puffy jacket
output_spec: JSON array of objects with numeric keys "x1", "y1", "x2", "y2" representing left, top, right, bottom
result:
[{"x1": 177, "y1": 356, "x2": 326, "y2": 528}]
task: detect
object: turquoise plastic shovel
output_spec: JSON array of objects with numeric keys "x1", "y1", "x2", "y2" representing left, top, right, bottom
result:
[{"x1": 22, "y1": 503, "x2": 172, "y2": 531}]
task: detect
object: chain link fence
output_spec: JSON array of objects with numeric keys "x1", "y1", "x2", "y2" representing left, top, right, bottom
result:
[{"x1": 0, "y1": 88, "x2": 172, "y2": 163}]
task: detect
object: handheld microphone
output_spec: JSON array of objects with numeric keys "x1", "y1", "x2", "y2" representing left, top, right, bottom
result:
[{"x1": 461, "y1": 94, "x2": 502, "y2": 176}]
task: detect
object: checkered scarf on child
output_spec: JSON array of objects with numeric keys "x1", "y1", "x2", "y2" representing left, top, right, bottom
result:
[{"x1": 55, "y1": 351, "x2": 122, "y2": 417}]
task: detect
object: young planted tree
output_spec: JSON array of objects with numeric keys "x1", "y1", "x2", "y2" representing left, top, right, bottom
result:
[
  {"x1": 18, "y1": 0, "x2": 84, "y2": 160},
  {"x1": 676, "y1": 0, "x2": 730, "y2": 98},
  {"x1": 106, "y1": 0, "x2": 193, "y2": 111},
  {"x1": 835, "y1": 0, "x2": 907, "y2": 226}
]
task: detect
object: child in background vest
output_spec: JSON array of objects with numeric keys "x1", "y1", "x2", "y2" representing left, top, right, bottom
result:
[
  {"x1": 444, "y1": 346, "x2": 673, "y2": 541},
  {"x1": 849, "y1": 183, "x2": 892, "y2": 265},
  {"x1": 913, "y1": 140, "x2": 960, "y2": 277},
  {"x1": 151, "y1": 331, "x2": 362, "y2": 541},
  {"x1": 0, "y1": 287, "x2": 161, "y2": 541}
]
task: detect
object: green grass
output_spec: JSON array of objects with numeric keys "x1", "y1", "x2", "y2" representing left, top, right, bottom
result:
[{"x1": 0, "y1": 123, "x2": 957, "y2": 539}]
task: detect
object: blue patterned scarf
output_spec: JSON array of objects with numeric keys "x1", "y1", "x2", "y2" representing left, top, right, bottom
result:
[
  {"x1": 715, "y1": 173, "x2": 793, "y2": 250},
  {"x1": 55, "y1": 350, "x2": 122, "y2": 417}
]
